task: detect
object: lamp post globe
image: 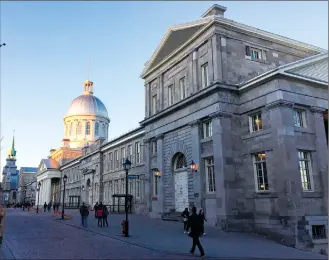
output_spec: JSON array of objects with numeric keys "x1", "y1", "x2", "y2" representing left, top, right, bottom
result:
[
  {"x1": 36, "y1": 182, "x2": 41, "y2": 214},
  {"x1": 122, "y1": 158, "x2": 131, "y2": 237},
  {"x1": 62, "y1": 175, "x2": 68, "y2": 220}
]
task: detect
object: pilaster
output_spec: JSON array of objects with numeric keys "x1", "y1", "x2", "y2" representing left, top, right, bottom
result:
[
  {"x1": 143, "y1": 138, "x2": 151, "y2": 214},
  {"x1": 310, "y1": 106, "x2": 328, "y2": 214},
  {"x1": 192, "y1": 50, "x2": 199, "y2": 93},
  {"x1": 156, "y1": 134, "x2": 164, "y2": 214},
  {"x1": 189, "y1": 120, "x2": 202, "y2": 209}
]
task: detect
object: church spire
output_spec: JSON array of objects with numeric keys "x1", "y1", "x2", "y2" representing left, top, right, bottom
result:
[{"x1": 8, "y1": 130, "x2": 16, "y2": 160}]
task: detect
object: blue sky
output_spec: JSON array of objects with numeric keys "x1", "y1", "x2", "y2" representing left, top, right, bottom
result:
[{"x1": 0, "y1": 1, "x2": 328, "y2": 171}]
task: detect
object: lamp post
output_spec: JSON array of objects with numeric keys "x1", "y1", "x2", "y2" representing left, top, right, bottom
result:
[
  {"x1": 122, "y1": 158, "x2": 132, "y2": 237},
  {"x1": 61, "y1": 174, "x2": 68, "y2": 220},
  {"x1": 190, "y1": 160, "x2": 198, "y2": 172},
  {"x1": 36, "y1": 182, "x2": 41, "y2": 214}
]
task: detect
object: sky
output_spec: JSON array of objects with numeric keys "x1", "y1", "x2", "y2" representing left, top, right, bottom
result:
[{"x1": 0, "y1": 1, "x2": 328, "y2": 172}]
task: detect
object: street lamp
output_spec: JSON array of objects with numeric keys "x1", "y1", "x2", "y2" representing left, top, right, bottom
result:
[
  {"x1": 61, "y1": 174, "x2": 68, "y2": 220},
  {"x1": 123, "y1": 158, "x2": 132, "y2": 237},
  {"x1": 190, "y1": 160, "x2": 198, "y2": 172},
  {"x1": 36, "y1": 182, "x2": 41, "y2": 214}
]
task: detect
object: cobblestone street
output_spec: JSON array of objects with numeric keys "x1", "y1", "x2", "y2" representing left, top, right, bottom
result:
[{"x1": 0, "y1": 208, "x2": 326, "y2": 260}]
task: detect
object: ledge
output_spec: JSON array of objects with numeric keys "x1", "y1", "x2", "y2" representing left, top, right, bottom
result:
[
  {"x1": 294, "y1": 127, "x2": 315, "y2": 134},
  {"x1": 241, "y1": 129, "x2": 271, "y2": 140},
  {"x1": 247, "y1": 192, "x2": 279, "y2": 199},
  {"x1": 302, "y1": 192, "x2": 323, "y2": 198},
  {"x1": 200, "y1": 137, "x2": 212, "y2": 143}
]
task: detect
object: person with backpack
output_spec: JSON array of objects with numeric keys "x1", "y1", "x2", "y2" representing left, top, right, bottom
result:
[
  {"x1": 79, "y1": 202, "x2": 89, "y2": 228},
  {"x1": 102, "y1": 203, "x2": 109, "y2": 227},
  {"x1": 43, "y1": 202, "x2": 47, "y2": 212},
  {"x1": 188, "y1": 206, "x2": 205, "y2": 257},
  {"x1": 96, "y1": 203, "x2": 104, "y2": 227}
]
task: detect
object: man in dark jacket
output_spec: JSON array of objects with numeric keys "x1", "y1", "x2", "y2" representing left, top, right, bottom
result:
[
  {"x1": 188, "y1": 206, "x2": 205, "y2": 257},
  {"x1": 79, "y1": 202, "x2": 89, "y2": 228},
  {"x1": 94, "y1": 202, "x2": 99, "y2": 219}
]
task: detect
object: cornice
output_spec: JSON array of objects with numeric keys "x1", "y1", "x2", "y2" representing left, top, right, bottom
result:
[
  {"x1": 188, "y1": 120, "x2": 201, "y2": 127},
  {"x1": 265, "y1": 100, "x2": 294, "y2": 111},
  {"x1": 310, "y1": 106, "x2": 327, "y2": 114},
  {"x1": 209, "y1": 111, "x2": 233, "y2": 119},
  {"x1": 154, "y1": 134, "x2": 165, "y2": 140}
]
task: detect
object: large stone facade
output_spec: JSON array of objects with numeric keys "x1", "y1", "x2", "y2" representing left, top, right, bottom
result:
[{"x1": 55, "y1": 4, "x2": 328, "y2": 253}]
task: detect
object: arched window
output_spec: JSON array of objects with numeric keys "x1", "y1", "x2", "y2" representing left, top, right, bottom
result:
[
  {"x1": 69, "y1": 122, "x2": 73, "y2": 136},
  {"x1": 102, "y1": 124, "x2": 106, "y2": 137},
  {"x1": 76, "y1": 122, "x2": 82, "y2": 135},
  {"x1": 95, "y1": 122, "x2": 99, "y2": 136},
  {"x1": 174, "y1": 153, "x2": 187, "y2": 170},
  {"x1": 86, "y1": 122, "x2": 90, "y2": 135}
]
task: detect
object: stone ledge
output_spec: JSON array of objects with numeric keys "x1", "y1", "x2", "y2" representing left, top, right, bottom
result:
[
  {"x1": 246, "y1": 192, "x2": 279, "y2": 199},
  {"x1": 302, "y1": 192, "x2": 323, "y2": 198}
]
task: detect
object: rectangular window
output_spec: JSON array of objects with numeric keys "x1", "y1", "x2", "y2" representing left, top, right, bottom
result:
[
  {"x1": 128, "y1": 145, "x2": 133, "y2": 162},
  {"x1": 152, "y1": 140, "x2": 157, "y2": 156},
  {"x1": 205, "y1": 157, "x2": 215, "y2": 193},
  {"x1": 114, "y1": 150, "x2": 119, "y2": 169},
  {"x1": 121, "y1": 147, "x2": 126, "y2": 166},
  {"x1": 249, "y1": 113, "x2": 263, "y2": 133},
  {"x1": 245, "y1": 46, "x2": 250, "y2": 56},
  {"x1": 251, "y1": 48, "x2": 262, "y2": 59},
  {"x1": 135, "y1": 142, "x2": 141, "y2": 164},
  {"x1": 109, "y1": 153, "x2": 113, "y2": 171},
  {"x1": 129, "y1": 179, "x2": 132, "y2": 195},
  {"x1": 109, "y1": 181, "x2": 113, "y2": 199},
  {"x1": 312, "y1": 225, "x2": 327, "y2": 240},
  {"x1": 115, "y1": 180, "x2": 119, "y2": 194},
  {"x1": 168, "y1": 85, "x2": 173, "y2": 106},
  {"x1": 201, "y1": 63, "x2": 209, "y2": 89},
  {"x1": 179, "y1": 77, "x2": 186, "y2": 100},
  {"x1": 298, "y1": 150, "x2": 313, "y2": 191},
  {"x1": 202, "y1": 120, "x2": 212, "y2": 138},
  {"x1": 136, "y1": 179, "x2": 140, "y2": 198},
  {"x1": 253, "y1": 152, "x2": 269, "y2": 191},
  {"x1": 294, "y1": 109, "x2": 307, "y2": 128},
  {"x1": 152, "y1": 95, "x2": 157, "y2": 115},
  {"x1": 153, "y1": 170, "x2": 158, "y2": 197}
]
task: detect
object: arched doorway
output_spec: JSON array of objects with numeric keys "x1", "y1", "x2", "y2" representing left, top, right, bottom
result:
[{"x1": 173, "y1": 153, "x2": 189, "y2": 212}]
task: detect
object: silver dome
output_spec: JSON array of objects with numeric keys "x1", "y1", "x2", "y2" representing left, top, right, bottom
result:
[{"x1": 66, "y1": 94, "x2": 109, "y2": 119}]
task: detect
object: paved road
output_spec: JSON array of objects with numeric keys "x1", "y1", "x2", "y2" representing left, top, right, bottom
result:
[{"x1": 0, "y1": 208, "x2": 327, "y2": 260}]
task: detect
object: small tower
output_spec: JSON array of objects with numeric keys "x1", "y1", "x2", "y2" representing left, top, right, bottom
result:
[
  {"x1": 7, "y1": 135, "x2": 17, "y2": 160},
  {"x1": 83, "y1": 80, "x2": 94, "y2": 95}
]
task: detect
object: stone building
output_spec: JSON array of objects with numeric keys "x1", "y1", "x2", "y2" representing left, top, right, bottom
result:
[
  {"x1": 35, "y1": 80, "x2": 110, "y2": 206},
  {"x1": 54, "y1": 4, "x2": 328, "y2": 253},
  {"x1": 17, "y1": 167, "x2": 38, "y2": 203}
]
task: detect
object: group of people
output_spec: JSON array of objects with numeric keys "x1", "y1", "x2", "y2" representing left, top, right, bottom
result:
[
  {"x1": 43, "y1": 202, "x2": 60, "y2": 212},
  {"x1": 181, "y1": 207, "x2": 206, "y2": 257},
  {"x1": 79, "y1": 202, "x2": 109, "y2": 228}
]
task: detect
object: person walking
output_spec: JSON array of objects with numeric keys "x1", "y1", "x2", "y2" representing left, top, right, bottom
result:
[
  {"x1": 199, "y1": 208, "x2": 207, "y2": 236},
  {"x1": 53, "y1": 202, "x2": 56, "y2": 212},
  {"x1": 94, "y1": 202, "x2": 99, "y2": 219},
  {"x1": 56, "y1": 202, "x2": 60, "y2": 212},
  {"x1": 47, "y1": 202, "x2": 52, "y2": 212},
  {"x1": 79, "y1": 202, "x2": 89, "y2": 228},
  {"x1": 188, "y1": 206, "x2": 205, "y2": 257},
  {"x1": 96, "y1": 203, "x2": 104, "y2": 227},
  {"x1": 43, "y1": 202, "x2": 47, "y2": 212},
  {"x1": 181, "y1": 207, "x2": 190, "y2": 234},
  {"x1": 102, "y1": 203, "x2": 109, "y2": 227}
]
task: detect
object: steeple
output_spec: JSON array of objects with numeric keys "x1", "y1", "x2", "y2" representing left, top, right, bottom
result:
[{"x1": 7, "y1": 131, "x2": 16, "y2": 160}]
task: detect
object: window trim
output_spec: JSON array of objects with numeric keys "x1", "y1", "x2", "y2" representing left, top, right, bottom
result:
[
  {"x1": 135, "y1": 142, "x2": 141, "y2": 164},
  {"x1": 152, "y1": 140, "x2": 157, "y2": 156},
  {"x1": 294, "y1": 109, "x2": 307, "y2": 128},
  {"x1": 201, "y1": 63, "x2": 209, "y2": 89},
  {"x1": 168, "y1": 84, "x2": 173, "y2": 106},
  {"x1": 121, "y1": 147, "x2": 126, "y2": 166},
  {"x1": 202, "y1": 120, "x2": 213, "y2": 139},
  {"x1": 205, "y1": 157, "x2": 216, "y2": 194},
  {"x1": 252, "y1": 152, "x2": 269, "y2": 192},
  {"x1": 115, "y1": 150, "x2": 119, "y2": 169},
  {"x1": 298, "y1": 150, "x2": 314, "y2": 192},
  {"x1": 179, "y1": 77, "x2": 186, "y2": 100},
  {"x1": 152, "y1": 95, "x2": 157, "y2": 115}
]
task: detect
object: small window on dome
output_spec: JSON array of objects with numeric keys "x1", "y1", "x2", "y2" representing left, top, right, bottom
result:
[
  {"x1": 102, "y1": 124, "x2": 106, "y2": 137},
  {"x1": 77, "y1": 122, "x2": 82, "y2": 136},
  {"x1": 95, "y1": 123, "x2": 99, "y2": 136},
  {"x1": 86, "y1": 122, "x2": 91, "y2": 135}
]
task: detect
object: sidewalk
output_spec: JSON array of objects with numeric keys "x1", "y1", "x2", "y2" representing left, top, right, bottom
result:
[{"x1": 51, "y1": 209, "x2": 326, "y2": 260}]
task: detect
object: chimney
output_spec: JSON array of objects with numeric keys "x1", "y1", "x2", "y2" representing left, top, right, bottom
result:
[{"x1": 201, "y1": 4, "x2": 227, "y2": 18}]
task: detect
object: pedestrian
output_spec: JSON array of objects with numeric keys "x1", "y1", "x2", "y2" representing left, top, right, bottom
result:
[
  {"x1": 43, "y1": 202, "x2": 47, "y2": 212},
  {"x1": 188, "y1": 206, "x2": 205, "y2": 257},
  {"x1": 79, "y1": 202, "x2": 89, "y2": 228},
  {"x1": 53, "y1": 203, "x2": 56, "y2": 212},
  {"x1": 102, "y1": 203, "x2": 109, "y2": 227},
  {"x1": 96, "y1": 203, "x2": 104, "y2": 227},
  {"x1": 56, "y1": 203, "x2": 60, "y2": 212},
  {"x1": 199, "y1": 208, "x2": 207, "y2": 236},
  {"x1": 47, "y1": 202, "x2": 52, "y2": 212},
  {"x1": 181, "y1": 207, "x2": 190, "y2": 234},
  {"x1": 94, "y1": 202, "x2": 99, "y2": 219}
]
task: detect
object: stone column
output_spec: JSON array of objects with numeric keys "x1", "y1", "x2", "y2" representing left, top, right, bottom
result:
[
  {"x1": 144, "y1": 138, "x2": 151, "y2": 215},
  {"x1": 220, "y1": 37, "x2": 228, "y2": 83},
  {"x1": 189, "y1": 120, "x2": 202, "y2": 209},
  {"x1": 211, "y1": 112, "x2": 233, "y2": 227},
  {"x1": 156, "y1": 134, "x2": 164, "y2": 214},
  {"x1": 310, "y1": 106, "x2": 328, "y2": 214}
]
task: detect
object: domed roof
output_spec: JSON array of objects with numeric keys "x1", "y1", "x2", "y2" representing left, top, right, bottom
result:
[{"x1": 65, "y1": 80, "x2": 109, "y2": 119}]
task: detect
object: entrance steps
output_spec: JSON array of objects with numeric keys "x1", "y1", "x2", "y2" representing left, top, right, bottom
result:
[{"x1": 161, "y1": 211, "x2": 184, "y2": 222}]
